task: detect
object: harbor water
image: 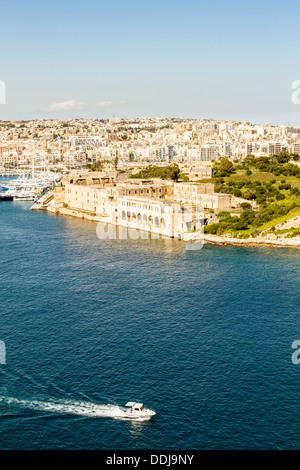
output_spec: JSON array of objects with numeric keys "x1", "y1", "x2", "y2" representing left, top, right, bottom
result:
[{"x1": 0, "y1": 189, "x2": 300, "y2": 449}]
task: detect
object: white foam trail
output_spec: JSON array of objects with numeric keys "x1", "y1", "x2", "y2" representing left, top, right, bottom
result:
[{"x1": 0, "y1": 396, "x2": 126, "y2": 419}]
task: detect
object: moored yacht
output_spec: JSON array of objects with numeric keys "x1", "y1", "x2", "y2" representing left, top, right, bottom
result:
[{"x1": 14, "y1": 188, "x2": 40, "y2": 201}]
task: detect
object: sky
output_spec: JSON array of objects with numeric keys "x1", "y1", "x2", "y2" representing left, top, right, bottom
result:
[{"x1": 1, "y1": 0, "x2": 300, "y2": 125}]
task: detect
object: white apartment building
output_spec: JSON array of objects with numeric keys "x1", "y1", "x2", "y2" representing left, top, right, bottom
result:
[
  {"x1": 69, "y1": 136, "x2": 102, "y2": 148},
  {"x1": 200, "y1": 145, "x2": 217, "y2": 161}
]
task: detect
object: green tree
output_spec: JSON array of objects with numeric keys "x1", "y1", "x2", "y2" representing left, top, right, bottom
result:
[
  {"x1": 276, "y1": 151, "x2": 290, "y2": 164},
  {"x1": 217, "y1": 158, "x2": 234, "y2": 176}
]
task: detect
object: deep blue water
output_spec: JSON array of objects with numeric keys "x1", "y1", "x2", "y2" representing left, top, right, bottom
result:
[{"x1": 0, "y1": 187, "x2": 300, "y2": 449}]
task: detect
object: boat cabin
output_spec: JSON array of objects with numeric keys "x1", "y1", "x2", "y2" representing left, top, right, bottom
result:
[{"x1": 125, "y1": 402, "x2": 145, "y2": 412}]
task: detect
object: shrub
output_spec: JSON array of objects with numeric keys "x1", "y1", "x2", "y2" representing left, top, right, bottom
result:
[
  {"x1": 240, "y1": 202, "x2": 252, "y2": 210},
  {"x1": 218, "y1": 211, "x2": 231, "y2": 219},
  {"x1": 204, "y1": 223, "x2": 220, "y2": 234},
  {"x1": 233, "y1": 189, "x2": 242, "y2": 197}
]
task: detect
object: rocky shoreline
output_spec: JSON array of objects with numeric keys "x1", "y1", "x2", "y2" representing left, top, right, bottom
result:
[{"x1": 204, "y1": 233, "x2": 300, "y2": 248}]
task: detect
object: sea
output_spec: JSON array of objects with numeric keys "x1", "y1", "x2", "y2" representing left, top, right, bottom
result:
[{"x1": 0, "y1": 177, "x2": 300, "y2": 450}]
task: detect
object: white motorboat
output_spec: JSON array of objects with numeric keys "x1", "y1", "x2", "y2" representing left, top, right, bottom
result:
[
  {"x1": 14, "y1": 188, "x2": 40, "y2": 201},
  {"x1": 4, "y1": 188, "x2": 17, "y2": 198},
  {"x1": 123, "y1": 402, "x2": 156, "y2": 420}
]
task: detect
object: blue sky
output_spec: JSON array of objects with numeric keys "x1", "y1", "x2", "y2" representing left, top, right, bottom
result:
[{"x1": 1, "y1": 0, "x2": 300, "y2": 124}]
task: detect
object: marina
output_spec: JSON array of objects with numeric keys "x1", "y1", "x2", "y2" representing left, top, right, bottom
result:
[{"x1": 0, "y1": 165, "x2": 62, "y2": 202}]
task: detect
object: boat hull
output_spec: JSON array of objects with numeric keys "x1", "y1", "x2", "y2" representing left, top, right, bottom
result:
[{"x1": 123, "y1": 410, "x2": 156, "y2": 420}]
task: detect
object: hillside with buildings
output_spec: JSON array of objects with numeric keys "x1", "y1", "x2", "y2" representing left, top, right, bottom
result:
[
  {"x1": 1, "y1": 117, "x2": 300, "y2": 171},
  {"x1": 1, "y1": 117, "x2": 300, "y2": 247}
]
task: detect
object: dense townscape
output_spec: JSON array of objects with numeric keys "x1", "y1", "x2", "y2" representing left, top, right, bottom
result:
[
  {"x1": 1, "y1": 117, "x2": 300, "y2": 169},
  {"x1": 1, "y1": 118, "x2": 300, "y2": 247}
]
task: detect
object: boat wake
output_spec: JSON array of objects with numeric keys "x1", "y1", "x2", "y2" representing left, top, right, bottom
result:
[{"x1": 0, "y1": 396, "x2": 127, "y2": 420}]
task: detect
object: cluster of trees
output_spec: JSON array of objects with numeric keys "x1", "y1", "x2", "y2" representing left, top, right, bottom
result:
[
  {"x1": 208, "y1": 154, "x2": 300, "y2": 236},
  {"x1": 213, "y1": 153, "x2": 300, "y2": 179},
  {"x1": 86, "y1": 159, "x2": 119, "y2": 171},
  {"x1": 213, "y1": 158, "x2": 235, "y2": 177},
  {"x1": 240, "y1": 153, "x2": 300, "y2": 177},
  {"x1": 205, "y1": 208, "x2": 257, "y2": 234},
  {"x1": 130, "y1": 164, "x2": 181, "y2": 181},
  {"x1": 86, "y1": 161, "x2": 103, "y2": 172},
  {"x1": 205, "y1": 203, "x2": 299, "y2": 235},
  {"x1": 214, "y1": 178, "x2": 299, "y2": 205}
]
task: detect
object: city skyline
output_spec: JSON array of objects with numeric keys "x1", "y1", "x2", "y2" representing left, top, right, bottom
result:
[{"x1": 1, "y1": 0, "x2": 300, "y2": 125}]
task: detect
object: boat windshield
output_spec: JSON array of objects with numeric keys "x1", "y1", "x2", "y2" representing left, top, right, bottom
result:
[{"x1": 134, "y1": 405, "x2": 144, "y2": 411}]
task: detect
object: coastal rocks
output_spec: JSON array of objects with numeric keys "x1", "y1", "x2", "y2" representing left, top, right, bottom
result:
[
  {"x1": 204, "y1": 233, "x2": 300, "y2": 248},
  {"x1": 274, "y1": 216, "x2": 300, "y2": 231},
  {"x1": 265, "y1": 233, "x2": 278, "y2": 240}
]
